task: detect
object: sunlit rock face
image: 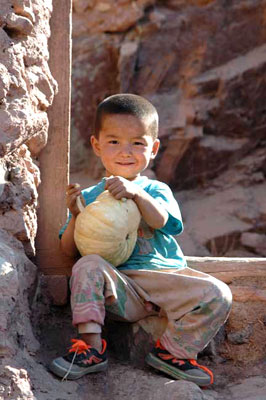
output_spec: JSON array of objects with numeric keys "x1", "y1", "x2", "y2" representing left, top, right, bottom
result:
[
  {"x1": 0, "y1": 0, "x2": 57, "y2": 256},
  {"x1": 0, "y1": 2, "x2": 58, "y2": 398},
  {"x1": 71, "y1": 0, "x2": 266, "y2": 257},
  {"x1": 71, "y1": 0, "x2": 266, "y2": 185}
]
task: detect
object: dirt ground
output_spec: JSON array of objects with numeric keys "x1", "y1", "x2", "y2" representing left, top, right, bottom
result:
[{"x1": 27, "y1": 296, "x2": 266, "y2": 400}]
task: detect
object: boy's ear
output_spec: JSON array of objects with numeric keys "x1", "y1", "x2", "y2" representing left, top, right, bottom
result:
[
  {"x1": 150, "y1": 139, "x2": 160, "y2": 159},
  {"x1": 90, "y1": 135, "x2": 101, "y2": 157}
]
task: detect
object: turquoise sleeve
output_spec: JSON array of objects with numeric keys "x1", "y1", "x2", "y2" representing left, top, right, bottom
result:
[
  {"x1": 59, "y1": 213, "x2": 72, "y2": 239},
  {"x1": 146, "y1": 181, "x2": 184, "y2": 235}
]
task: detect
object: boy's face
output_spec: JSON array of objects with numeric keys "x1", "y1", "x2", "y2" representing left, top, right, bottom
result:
[{"x1": 91, "y1": 114, "x2": 160, "y2": 180}]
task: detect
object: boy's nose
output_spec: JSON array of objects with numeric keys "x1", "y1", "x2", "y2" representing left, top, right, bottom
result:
[{"x1": 120, "y1": 143, "x2": 132, "y2": 155}]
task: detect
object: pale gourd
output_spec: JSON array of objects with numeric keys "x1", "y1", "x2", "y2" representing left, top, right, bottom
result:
[{"x1": 74, "y1": 190, "x2": 141, "y2": 267}]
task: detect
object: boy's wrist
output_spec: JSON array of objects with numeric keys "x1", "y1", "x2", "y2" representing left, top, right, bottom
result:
[
  {"x1": 70, "y1": 213, "x2": 78, "y2": 221},
  {"x1": 132, "y1": 187, "x2": 142, "y2": 202},
  {"x1": 70, "y1": 205, "x2": 81, "y2": 218}
]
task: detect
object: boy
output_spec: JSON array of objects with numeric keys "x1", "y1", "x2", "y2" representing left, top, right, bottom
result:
[{"x1": 49, "y1": 94, "x2": 232, "y2": 386}]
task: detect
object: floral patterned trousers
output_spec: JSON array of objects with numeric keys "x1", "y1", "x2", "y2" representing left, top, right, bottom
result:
[{"x1": 70, "y1": 254, "x2": 232, "y2": 359}]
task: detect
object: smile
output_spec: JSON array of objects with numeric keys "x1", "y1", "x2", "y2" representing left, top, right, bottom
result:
[{"x1": 116, "y1": 162, "x2": 135, "y2": 165}]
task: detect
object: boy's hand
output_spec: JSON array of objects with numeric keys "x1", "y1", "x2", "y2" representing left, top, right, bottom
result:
[
  {"x1": 105, "y1": 176, "x2": 139, "y2": 200},
  {"x1": 66, "y1": 183, "x2": 83, "y2": 217},
  {"x1": 105, "y1": 175, "x2": 168, "y2": 230}
]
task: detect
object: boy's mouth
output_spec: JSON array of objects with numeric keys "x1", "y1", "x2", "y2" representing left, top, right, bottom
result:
[{"x1": 116, "y1": 162, "x2": 135, "y2": 166}]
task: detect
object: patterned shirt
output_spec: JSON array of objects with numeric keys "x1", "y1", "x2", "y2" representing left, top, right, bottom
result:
[{"x1": 59, "y1": 176, "x2": 187, "y2": 271}]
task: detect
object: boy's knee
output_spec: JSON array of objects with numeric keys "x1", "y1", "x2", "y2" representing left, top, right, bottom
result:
[
  {"x1": 218, "y1": 279, "x2": 232, "y2": 303},
  {"x1": 222, "y1": 282, "x2": 233, "y2": 313},
  {"x1": 211, "y1": 278, "x2": 232, "y2": 314},
  {"x1": 82, "y1": 254, "x2": 106, "y2": 264},
  {"x1": 72, "y1": 254, "x2": 107, "y2": 275}
]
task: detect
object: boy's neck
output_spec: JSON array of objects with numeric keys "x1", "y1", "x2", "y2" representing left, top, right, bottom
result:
[{"x1": 105, "y1": 173, "x2": 142, "y2": 182}]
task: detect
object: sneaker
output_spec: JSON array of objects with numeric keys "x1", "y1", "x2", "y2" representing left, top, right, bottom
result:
[
  {"x1": 49, "y1": 338, "x2": 108, "y2": 380},
  {"x1": 146, "y1": 340, "x2": 213, "y2": 387}
]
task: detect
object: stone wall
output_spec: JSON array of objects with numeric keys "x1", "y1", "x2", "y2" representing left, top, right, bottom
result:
[
  {"x1": 0, "y1": 1, "x2": 57, "y2": 398},
  {"x1": 0, "y1": 0, "x2": 57, "y2": 256}
]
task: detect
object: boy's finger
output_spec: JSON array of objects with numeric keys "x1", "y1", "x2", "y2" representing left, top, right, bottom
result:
[
  {"x1": 109, "y1": 186, "x2": 129, "y2": 199},
  {"x1": 105, "y1": 176, "x2": 122, "y2": 186},
  {"x1": 67, "y1": 183, "x2": 79, "y2": 189},
  {"x1": 67, "y1": 183, "x2": 81, "y2": 193},
  {"x1": 104, "y1": 178, "x2": 115, "y2": 188},
  {"x1": 66, "y1": 188, "x2": 81, "y2": 196},
  {"x1": 108, "y1": 187, "x2": 122, "y2": 197},
  {"x1": 105, "y1": 181, "x2": 122, "y2": 193},
  {"x1": 67, "y1": 194, "x2": 79, "y2": 207},
  {"x1": 107, "y1": 180, "x2": 124, "y2": 192},
  {"x1": 111, "y1": 191, "x2": 124, "y2": 200}
]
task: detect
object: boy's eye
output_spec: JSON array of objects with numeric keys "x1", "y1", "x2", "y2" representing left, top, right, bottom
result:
[
  {"x1": 108, "y1": 140, "x2": 119, "y2": 144},
  {"x1": 133, "y1": 141, "x2": 144, "y2": 146}
]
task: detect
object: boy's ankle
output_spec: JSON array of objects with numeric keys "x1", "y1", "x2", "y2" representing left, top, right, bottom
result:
[{"x1": 80, "y1": 333, "x2": 102, "y2": 352}]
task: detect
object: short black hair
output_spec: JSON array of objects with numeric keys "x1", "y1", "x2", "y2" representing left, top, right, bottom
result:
[{"x1": 94, "y1": 93, "x2": 159, "y2": 139}]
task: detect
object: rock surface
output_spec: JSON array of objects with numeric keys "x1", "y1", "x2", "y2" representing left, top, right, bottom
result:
[
  {"x1": 0, "y1": 229, "x2": 38, "y2": 358},
  {"x1": 0, "y1": 0, "x2": 57, "y2": 256},
  {"x1": 177, "y1": 147, "x2": 266, "y2": 258},
  {"x1": 0, "y1": 1, "x2": 57, "y2": 398}
]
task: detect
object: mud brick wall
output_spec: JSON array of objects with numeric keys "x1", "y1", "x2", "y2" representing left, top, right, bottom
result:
[{"x1": 0, "y1": 0, "x2": 57, "y2": 256}]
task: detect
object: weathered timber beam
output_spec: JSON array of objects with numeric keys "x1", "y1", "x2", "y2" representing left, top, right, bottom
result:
[
  {"x1": 186, "y1": 257, "x2": 266, "y2": 284},
  {"x1": 36, "y1": 0, "x2": 73, "y2": 276}
]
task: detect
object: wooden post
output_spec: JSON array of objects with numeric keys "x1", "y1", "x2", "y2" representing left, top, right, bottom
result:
[{"x1": 36, "y1": 0, "x2": 73, "y2": 276}]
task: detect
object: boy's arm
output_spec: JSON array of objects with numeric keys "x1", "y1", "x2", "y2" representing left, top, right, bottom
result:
[
  {"x1": 60, "y1": 183, "x2": 82, "y2": 258},
  {"x1": 105, "y1": 176, "x2": 168, "y2": 229},
  {"x1": 133, "y1": 189, "x2": 168, "y2": 229},
  {"x1": 60, "y1": 216, "x2": 79, "y2": 258}
]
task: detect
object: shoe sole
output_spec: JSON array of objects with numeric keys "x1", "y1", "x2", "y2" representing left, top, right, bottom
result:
[
  {"x1": 49, "y1": 359, "x2": 108, "y2": 380},
  {"x1": 145, "y1": 353, "x2": 211, "y2": 387}
]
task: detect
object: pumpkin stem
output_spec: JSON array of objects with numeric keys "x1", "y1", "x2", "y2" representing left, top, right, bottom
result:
[{"x1": 76, "y1": 195, "x2": 85, "y2": 213}]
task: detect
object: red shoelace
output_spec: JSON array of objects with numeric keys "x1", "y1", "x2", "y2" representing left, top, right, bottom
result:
[
  {"x1": 68, "y1": 338, "x2": 107, "y2": 355},
  {"x1": 68, "y1": 339, "x2": 91, "y2": 355},
  {"x1": 155, "y1": 340, "x2": 214, "y2": 384}
]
